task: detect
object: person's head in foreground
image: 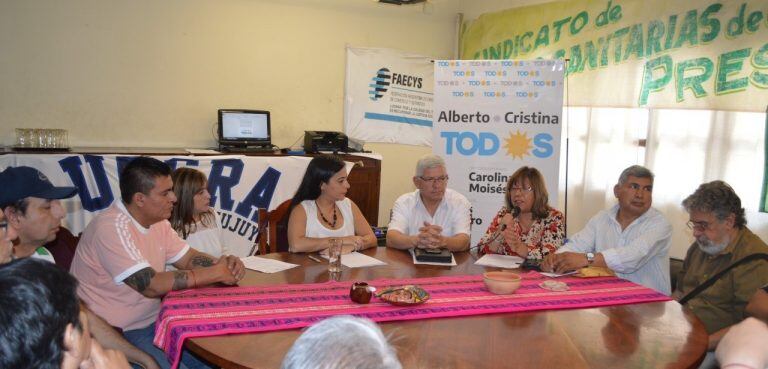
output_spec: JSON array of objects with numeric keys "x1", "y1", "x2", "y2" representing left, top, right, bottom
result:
[
  {"x1": 715, "y1": 317, "x2": 768, "y2": 369},
  {"x1": 613, "y1": 165, "x2": 654, "y2": 219},
  {"x1": 682, "y1": 180, "x2": 745, "y2": 255},
  {"x1": 413, "y1": 154, "x2": 448, "y2": 205},
  {"x1": 281, "y1": 315, "x2": 402, "y2": 369},
  {"x1": 505, "y1": 166, "x2": 551, "y2": 219},
  {"x1": 0, "y1": 166, "x2": 77, "y2": 258},
  {"x1": 0, "y1": 258, "x2": 127, "y2": 369}
]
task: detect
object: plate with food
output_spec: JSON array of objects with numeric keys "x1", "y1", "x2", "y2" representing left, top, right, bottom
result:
[
  {"x1": 376, "y1": 285, "x2": 430, "y2": 306},
  {"x1": 539, "y1": 280, "x2": 569, "y2": 292}
]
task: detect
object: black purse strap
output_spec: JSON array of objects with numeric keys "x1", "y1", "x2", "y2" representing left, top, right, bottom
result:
[{"x1": 679, "y1": 253, "x2": 768, "y2": 305}]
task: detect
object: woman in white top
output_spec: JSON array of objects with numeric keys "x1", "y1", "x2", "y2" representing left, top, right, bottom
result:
[
  {"x1": 287, "y1": 155, "x2": 377, "y2": 253},
  {"x1": 169, "y1": 167, "x2": 225, "y2": 258}
]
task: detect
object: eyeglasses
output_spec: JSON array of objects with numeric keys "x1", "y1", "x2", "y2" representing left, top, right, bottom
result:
[
  {"x1": 510, "y1": 186, "x2": 534, "y2": 194},
  {"x1": 686, "y1": 221, "x2": 711, "y2": 232},
  {"x1": 419, "y1": 176, "x2": 449, "y2": 184}
]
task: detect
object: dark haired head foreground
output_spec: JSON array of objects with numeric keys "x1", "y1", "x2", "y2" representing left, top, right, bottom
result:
[
  {"x1": 386, "y1": 154, "x2": 472, "y2": 252},
  {"x1": 281, "y1": 316, "x2": 402, "y2": 369},
  {"x1": 0, "y1": 258, "x2": 130, "y2": 369},
  {"x1": 542, "y1": 165, "x2": 673, "y2": 295},
  {"x1": 674, "y1": 180, "x2": 768, "y2": 352},
  {"x1": 475, "y1": 166, "x2": 565, "y2": 261},
  {"x1": 71, "y1": 156, "x2": 244, "y2": 369},
  {"x1": 287, "y1": 155, "x2": 377, "y2": 254}
]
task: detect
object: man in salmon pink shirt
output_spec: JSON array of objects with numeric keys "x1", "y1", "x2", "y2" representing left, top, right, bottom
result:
[{"x1": 71, "y1": 157, "x2": 245, "y2": 369}]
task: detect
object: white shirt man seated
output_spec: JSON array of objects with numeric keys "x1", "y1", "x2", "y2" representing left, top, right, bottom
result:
[{"x1": 386, "y1": 154, "x2": 471, "y2": 252}]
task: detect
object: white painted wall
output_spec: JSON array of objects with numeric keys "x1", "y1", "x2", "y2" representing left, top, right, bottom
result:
[
  {"x1": 0, "y1": 0, "x2": 466, "y2": 225},
  {"x1": 458, "y1": 0, "x2": 556, "y2": 21}
]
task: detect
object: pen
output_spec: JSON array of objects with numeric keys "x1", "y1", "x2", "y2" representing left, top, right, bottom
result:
[{"x1": 308, "y1": 255, "x2": 322, "y2": 263}]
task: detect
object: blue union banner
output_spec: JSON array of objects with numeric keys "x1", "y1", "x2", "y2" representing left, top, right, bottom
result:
[{"x1": 0, "y1": 154, "x2": 319, "y2": 256}]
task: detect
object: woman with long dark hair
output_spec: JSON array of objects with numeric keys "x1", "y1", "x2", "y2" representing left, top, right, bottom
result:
[
  {"x1": 287, "y1": 155, "x2": 376, "y2": 253},
  {"x1": 169, "y1": 167, "x2": 225, "y2": 258},
  {"x1": 475, "y1": 166, "x2": 564, "y2": 261}
]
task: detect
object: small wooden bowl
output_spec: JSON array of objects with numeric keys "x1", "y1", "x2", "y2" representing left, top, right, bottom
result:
[{"x1": 483, "y1": 271, "x2": 522, "y2": 295}]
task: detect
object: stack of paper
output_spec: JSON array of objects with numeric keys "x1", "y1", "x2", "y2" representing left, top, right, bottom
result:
[
  {"x1": 474, "y1": 254, "x2": 523, "y2": 269},
  {"x1": 241, "y1": 256, "x2": 299, "y2": 273},
  {"x1": 340, "y1": 252, "x2": 387, "y2": 268},
  {"x1": 320, "y1": 252, "x2": 387, "y2": 268}
]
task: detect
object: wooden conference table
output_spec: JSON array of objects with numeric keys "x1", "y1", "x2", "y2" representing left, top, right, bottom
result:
[{"x1": 186, "y1": 248, "x2": 708, "y2": 369}]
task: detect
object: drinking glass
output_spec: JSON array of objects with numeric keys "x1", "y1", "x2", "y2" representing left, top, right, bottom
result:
[
  {"x1": 15, "y1": 129, "x2": 27, "y2": 147},
  {"x1": 57, "y1": 129, "x2": 68, "y2": 148},
  {"x1": 328, "y1": 238, "x2": 342, "y2": 273},
  {"x1": 45, "y1": 129, "x2": 56, "y2": 148}
]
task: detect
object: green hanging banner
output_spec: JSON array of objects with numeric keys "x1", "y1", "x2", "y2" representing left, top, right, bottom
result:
[{"x1": 460, "y1": 0, "x2": 768, "y2": 111}]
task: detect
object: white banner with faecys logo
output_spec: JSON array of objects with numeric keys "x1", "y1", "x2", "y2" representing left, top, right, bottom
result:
[
  {"x1": 0, "y1": 154, "x2": 325, "y2": 257},
  {"x1": 344, "y1": 46, "x2": 434, "y2": 146},
  {"x1": 432, "y1": 60, "x2": 564, "y2": 244}
]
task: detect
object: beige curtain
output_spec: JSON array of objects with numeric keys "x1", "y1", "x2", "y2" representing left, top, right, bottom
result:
[{"x1": 559, "y1": 107, "x2": 767, "y2": 259}]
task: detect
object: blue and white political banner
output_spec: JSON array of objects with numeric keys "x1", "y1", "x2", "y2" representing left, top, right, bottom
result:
[
  {"x1": 432, "y1": 60, "x2": 564, "y2": 243},
  {"x1": 0, "y1": 154, "x2": 321, "y2": 257},
  {"x1": 344, "y1": 46, "x2": 434, "y2": 146}
]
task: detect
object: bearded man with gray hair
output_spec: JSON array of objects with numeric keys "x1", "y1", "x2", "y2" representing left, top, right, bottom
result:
[{"x1": 675, "y1": 180, "x2": 768, "y2": 352}]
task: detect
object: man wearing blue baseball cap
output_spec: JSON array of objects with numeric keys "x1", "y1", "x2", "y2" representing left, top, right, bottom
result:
[
  {"x1": 0, "y1": 166, "x2": 161, "y2": 369},
  {"x1": 0, "y1": 166, "x2": 78, "y2": 262}
]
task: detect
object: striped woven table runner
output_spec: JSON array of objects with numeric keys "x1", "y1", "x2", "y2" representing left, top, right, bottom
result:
[{"x1": 154, "y1": 272, "x2": 670, "y2": 368}]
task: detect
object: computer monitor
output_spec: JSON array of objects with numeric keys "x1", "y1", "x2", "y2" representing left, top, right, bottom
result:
[{"x1": 218, "y1": 109, "x2": 271, "y2": 147}]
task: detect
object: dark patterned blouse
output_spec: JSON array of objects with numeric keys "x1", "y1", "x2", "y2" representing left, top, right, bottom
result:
[{"x1": 476, "y1": 206, "x2": 565, "y2": 260}]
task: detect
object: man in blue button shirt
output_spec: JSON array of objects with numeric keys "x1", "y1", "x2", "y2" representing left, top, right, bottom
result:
[{"x1": 542, "y1": 165, "x2": 672, "y2": 294}]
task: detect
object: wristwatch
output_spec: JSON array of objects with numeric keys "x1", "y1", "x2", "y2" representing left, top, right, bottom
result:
[{"x1": 586, "y1": 252, "x2": 595, "y2": 266}]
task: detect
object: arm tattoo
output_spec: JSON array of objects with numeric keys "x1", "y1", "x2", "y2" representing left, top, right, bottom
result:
[
  {"x1": 190, "y1": 255, "x2": 214, "y2": 268},
  {"x1": 172, "y1": 271, "x2": 188, "y2": 290},
  {"x1": 124, "y1": 267, "x2": 156, "y2": 293}
]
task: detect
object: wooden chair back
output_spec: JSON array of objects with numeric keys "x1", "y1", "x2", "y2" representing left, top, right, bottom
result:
[
  {"x1": 255, "y1": 199, "x2": 292, "y2": 255},
  {"x1": 256, "y1": 208, "x2": 269, "y2": 255},
  {"x1": 268, "y1": 200, "x2": 292, "y2": 254}
]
